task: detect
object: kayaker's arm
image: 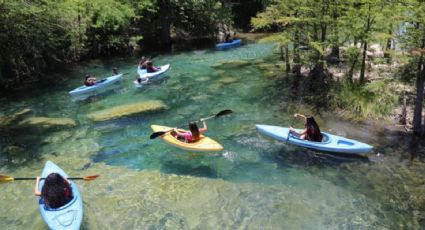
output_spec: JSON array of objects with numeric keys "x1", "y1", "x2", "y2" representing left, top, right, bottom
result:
[
  {"x1": 34, "y1": 176, "x2": 41, "y2": 196},
  {"x1": 199, "y1": 119, "x2": 208, "y2": 132},
  {"x1": 173, "y1": 128, "x2": 187, "y2": 136},
  {"x1": 294, "y1": 113, "x2": 307, "y2": 120},
  {"x1": 289, "y1": 126, "x2": 307, "y2": 137}
]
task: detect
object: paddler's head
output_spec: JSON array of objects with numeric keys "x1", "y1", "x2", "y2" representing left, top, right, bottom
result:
[{"x1": 189, "y1": 122, "x2": 200, "y2": 140}]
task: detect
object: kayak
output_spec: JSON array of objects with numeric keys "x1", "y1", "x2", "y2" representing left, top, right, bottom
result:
[
  {"x1": 255, "y1": 124, "x2": 373, "y2": 154},
  {"x1": 38, "y1": 161, "x2": 83, "y2": 230},
  {"x1": 69, "y1": 74, "x2": 123, "y2": 96},
  {"x1": 138, "y1": 64, "x2": 170, "y2": 80},
  {"x1": 133, "y1": 79, "x2": 145, "y2": 88},
  {"x1": 216, "y1": 39, "x2": 242, "y2": 50},
  {"x1": 151, "y1": 125, "x2": 223, "y2": 152}
]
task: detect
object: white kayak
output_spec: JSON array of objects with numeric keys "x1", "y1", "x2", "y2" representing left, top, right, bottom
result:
[
  {"x1": 69, "y1": 74, "x2": 123, "y2": 96},
  {"x1": 133, "y1": 79, "x2": 147, "y2": 88},
  {"x1": 256, "y1": 124, "x2": 373, "y2": 154},
  {"x1": 137, "y1": 64, "x2": 170, "y2": 80},
  {"x1": 38, "y1": 161, "x2": 83, "y2": 230}
]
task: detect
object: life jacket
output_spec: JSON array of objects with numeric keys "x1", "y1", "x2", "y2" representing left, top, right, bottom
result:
[{"x1": 306, "y1": 126, "x2": 323, "y2": 142}]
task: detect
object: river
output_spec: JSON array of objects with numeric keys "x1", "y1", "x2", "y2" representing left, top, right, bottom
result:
[{"x1": 0, "y1": 42, "x2": 424, "y2": 229}]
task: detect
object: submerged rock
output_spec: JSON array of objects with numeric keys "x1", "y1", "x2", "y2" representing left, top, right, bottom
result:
[
  {"x1": 218, "y1": 77, "x2": 238, "y2": 84},
  {"x1": 256, "y1": 63, "x2": 285, "y2": 78},
  {"x1": 3, "y1": 145, "x2": 26, "y2": 156},
  {"x1": 211, "y1": 60, "x2": 250, "y2": 69},
  {"x1": 0, "y1": 108, "x2": 32, "y2": 128},
  {"x1": 18, "y1": 117, "x2": 77, "y2": 130},
  {"x1": 41, "y1": 130, "x2": 73, "y2": 144},
  {"x1": 87, "y1": 100, "x2": 168, "y2": 122}
]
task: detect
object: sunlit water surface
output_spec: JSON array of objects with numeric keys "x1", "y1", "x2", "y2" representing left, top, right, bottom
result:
[{"x1": 1, "y1": 42, "x2": 424, "y2": 229}]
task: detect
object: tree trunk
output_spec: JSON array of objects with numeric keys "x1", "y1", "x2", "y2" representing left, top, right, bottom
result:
[
  {"x1": 413, "y1": 54, "x2": 424, "y2": 136},
  {"x1": 359, "y1": 3, "x2": 373, "y2": 84},
  {"x1": 158, "y1": 0, "x2": 172, "y2": 48},
  {"x1": 280, "y1": 45, "x2": 284, "y2": 61},
  {"x1": 359, "y1": 41, "x2": 368, "y2": 84},
  {"x1": 401, "y1": 91, "x2": 407, "y2": 125},
  {"x1": 330, "y1": 46, "x2": 339, "y2": 59},
  {"x1": 384, "y1": 28, "x2": 392, "y2": 62},
  {"x1": 285, "y1": 45, "x2": 290, "y2": 76},
  {"x1": 292, "y1": 28, "x2": 301, "y2": 77}
]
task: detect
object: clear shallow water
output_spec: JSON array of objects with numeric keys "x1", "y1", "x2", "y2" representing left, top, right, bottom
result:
[{"x1": 1, "y1": 43, "x2": 424, "y2": 229}]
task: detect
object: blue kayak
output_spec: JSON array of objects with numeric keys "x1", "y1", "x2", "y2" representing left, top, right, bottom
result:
[
  {"x1": 216, "y1": 39, "x2": 242, "y2": 50},
  {"x1": 137, "y1": 64, "x2": 170, "y2": 80},
  {"x1": 38, "y1": 161, "x2": 83, "y2": 230},
  {"x1": 256, "y1": 124, "x2": 373, "y2": 154},
  {"x1": 69, "y1": 73, "x2": 123, "y2": 96}
]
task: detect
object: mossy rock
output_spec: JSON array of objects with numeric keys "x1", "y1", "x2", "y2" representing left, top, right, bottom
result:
[
  {"x1": 0, "y1": 108, "x2": 32, "y2": 128},
  {"x1": 3, "y1": 145, "x2": 27, "y2": 156},
  {"x1": 218, "y1": 77, "x2": 238, "y2": 84},
  {"x1": 257, "y1": 63, "x2": 285, "y2": 78},
  {"x1": 87, "y1": 100, "x2": 168, "y2": 122},
  {"x1": 193, "y1": 76, "x2": 211, "y2": 82},
  {"x1": 42, "y1": 131, "x2": 73, "y2": 144},
  {"x1": 211, "y1": 60, "x2": 250, "y2": 69},
  {"x1": 207, "y1": 83, "x2": 222, "y2": 92},
  {"x1": 18, "y1": 117, "x2": 76, "y2": 129}
]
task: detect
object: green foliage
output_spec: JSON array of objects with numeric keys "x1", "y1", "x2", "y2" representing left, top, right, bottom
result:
[
  {"x1": 0, "y1": 0, "x2": 145, "y2": 87},
  {"x1": 169, "y1": 0, "x2": 231, "y2": 37},
  {"x1": 0, "y1": 0, "x2": 237, "y2": 88},
  {"x1": 231, "y1": 0, "x2": 273, "y2": 30},
  {"x1": 330, "y1": 80, "x2": 398, "y2": 120},
  {"x1": 0, "y1": 1, "x2": 70, "y2": 82},
  {"x1": 258, "y1": 34, "x2": 289, "y2": 44}
]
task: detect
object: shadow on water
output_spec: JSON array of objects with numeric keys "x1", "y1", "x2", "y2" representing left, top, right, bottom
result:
[
  {"x1": 161, "y1": 160, "x2": 217, "y2": 178},
  {"x1": 156, "y1": 151, "x2": 223, "y2": 178},
  {"x1": 0, "y1": 130, "x2": 55, "y2": 169},
  {"x1": 132, "y1": 76, "x2": 170, "y2": 93},
  {"x1": 70, "y1": 83, "x2": 124, "y2": 103},
  {"x1": 268, "y1": 147, "x2": 370, "y2": 168}
]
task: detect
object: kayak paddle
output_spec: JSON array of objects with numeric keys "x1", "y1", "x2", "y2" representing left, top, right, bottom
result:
[
  {"x1": 149, "y1": 109, "x2": 233, "y2": 139},
  {"x1": 0, "y1": 174, "x2": 100, "y2": 184}
]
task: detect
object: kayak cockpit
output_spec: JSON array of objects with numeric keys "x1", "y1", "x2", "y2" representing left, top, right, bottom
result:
[{"x1": 289, "y1": 132, "x2": 331, "y2": 144}]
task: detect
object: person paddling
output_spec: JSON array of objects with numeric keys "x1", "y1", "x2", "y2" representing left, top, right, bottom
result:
[
  {"x1": 84, "y1": 74, "x2": 96, "y2": 86},
  {"x1": 34, "y1": 173, "x2": 74, "y2": 209},
  {"x1": 173, "y1": 119, "x2": 208, "y2": 143},
  {"x1": 289, "y1": 113, "x2": 323, "y2": 142},
  {"x1": 225, "y1": 33, "x2": 234, "y2": 43},
  {"x1": 112, "y1": 67, "x2": 119, "y2": 75},
  {"x1": 138, "y1": 56, "x2": 149, "y2": 69},
  {"x1": 146, "y1": 61, "x2": 160, "y2": 73}
]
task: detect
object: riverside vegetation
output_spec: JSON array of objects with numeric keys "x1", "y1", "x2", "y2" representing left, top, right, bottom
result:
[{"x1": 1, "y1": 0, "x2": 424, "y2": 137}]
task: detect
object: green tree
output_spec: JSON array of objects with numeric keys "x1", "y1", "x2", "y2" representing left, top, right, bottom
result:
[
  {"x1": 399, "y1": 0, "x2": 425, "y2": 136},
  {"x1": 252, "y1": 0, "x2": 341, "y2": 81},
  {"x1": 0, "y1": 1, "x2": 69, "y2": 84},
  {"x1": 0, "y1": 0, "x2": 139, "y2": 88},
  {"x1": 137, "y1": 0, "x2": 233, "y2": 48}
]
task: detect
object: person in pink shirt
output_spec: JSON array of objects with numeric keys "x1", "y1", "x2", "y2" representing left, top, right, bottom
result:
[{"x1": 173, "y1": 119, "x2": 208, "y2": 143}]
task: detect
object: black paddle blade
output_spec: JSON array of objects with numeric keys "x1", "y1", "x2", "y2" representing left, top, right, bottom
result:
[
  {"x1": 150, "y1": 131, "x2": 167, "y2": 139},
  {"x1": 216, "y1": 109, "x2": 233, "y2": 117}
]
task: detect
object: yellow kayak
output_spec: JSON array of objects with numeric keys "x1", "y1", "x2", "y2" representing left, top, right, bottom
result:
[{"x1": 151, "y1": 125, "x2": 224, "y2": 152}]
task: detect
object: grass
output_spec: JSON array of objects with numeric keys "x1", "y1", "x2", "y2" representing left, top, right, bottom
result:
[{"x1": 330, "y1": 80, "x2": 399, "y2": 120}]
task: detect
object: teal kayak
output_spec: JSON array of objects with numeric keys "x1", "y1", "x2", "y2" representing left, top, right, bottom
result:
[
  {"x1": 256, "y1": 124, "x2": 373, "y2": 154},
  {"x1": 216, "y1": 39, "x2": 242, "y2": 50},
  {"x1": 69, "y1": 73, "x2": 123, "y2": 96},
  {"x1": 38, "y1": 161, "x2": 83, "y2": 230}
]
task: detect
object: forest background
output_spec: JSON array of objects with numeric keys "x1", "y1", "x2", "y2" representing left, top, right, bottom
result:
[{"x1": 0, "y1": 0, "x2": 424, "y2": 136}]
